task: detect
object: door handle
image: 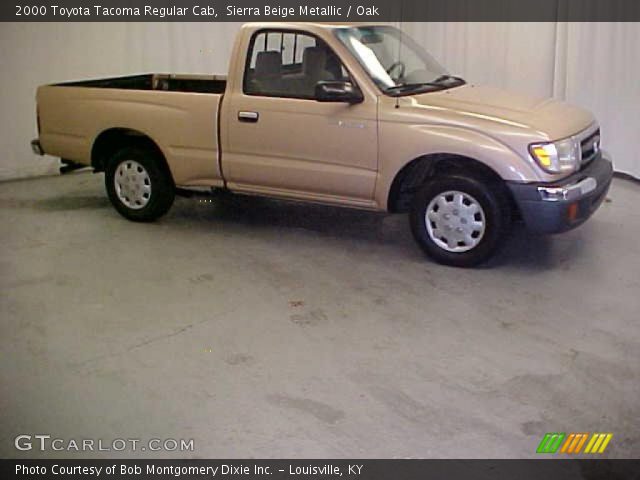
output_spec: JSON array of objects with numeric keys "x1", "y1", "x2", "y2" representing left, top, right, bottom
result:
[{"x1": 238, "y1": 111, "x2": 259, "y2": 123}]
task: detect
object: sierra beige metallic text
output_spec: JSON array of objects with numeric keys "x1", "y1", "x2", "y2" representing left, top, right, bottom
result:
[{"x1": 32, "y1": 23, "x2": 613, "y2": 267}]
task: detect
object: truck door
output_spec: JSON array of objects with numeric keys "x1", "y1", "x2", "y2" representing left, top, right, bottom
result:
[{"x1": 222, "y1": 29, "x2": 378, "y2": 207}]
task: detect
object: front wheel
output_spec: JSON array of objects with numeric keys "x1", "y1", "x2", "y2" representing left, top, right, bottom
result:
[
  {"x1": 410, "y1": 175, "x2": 510, "y2": 267},
  {"x1": 105, "y1": 146, "x2": 175, "y2": 222}
]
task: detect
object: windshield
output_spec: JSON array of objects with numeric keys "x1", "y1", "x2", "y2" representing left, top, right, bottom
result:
[{"x1": 335, "y1": 26, "x2": 465, "y2": 96}]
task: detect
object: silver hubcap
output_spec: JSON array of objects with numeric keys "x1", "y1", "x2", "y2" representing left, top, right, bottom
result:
[
  {"x1": 114, "y1": 160, "x2": 151, "y2": 210},
  {"x1": 425, "y1": 190, "x2": 486, "y2": 253}
]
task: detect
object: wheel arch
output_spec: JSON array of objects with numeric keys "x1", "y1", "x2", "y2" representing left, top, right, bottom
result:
[
  {"x1": 387, "y1": 153, "x2": 518, "y2": 217},
  {"x1": 91, "y1": 128, "x2": 173, "y2": 184}
]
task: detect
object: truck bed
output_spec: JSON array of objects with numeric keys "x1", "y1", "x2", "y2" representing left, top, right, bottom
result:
[
  {"x1": 56, "y1": 73, "x2": 227, "y2": 95},
  {"x1": 37, "y1": 73, "x2": 227, "y2": 187}
]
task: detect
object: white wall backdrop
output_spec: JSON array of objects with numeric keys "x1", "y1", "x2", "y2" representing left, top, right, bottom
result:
[{"x1": 1, "y1": 22, "x2": 638, "y2": 181}]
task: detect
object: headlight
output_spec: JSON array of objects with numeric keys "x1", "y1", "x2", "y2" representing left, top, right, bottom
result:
[{"x1": 529, "y1": 136, "x2": 580, "y2": 174}]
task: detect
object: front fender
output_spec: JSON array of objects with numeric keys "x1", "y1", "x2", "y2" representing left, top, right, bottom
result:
[{"x1": 376, "y1": 122, "x2": 541, "y2": 211}]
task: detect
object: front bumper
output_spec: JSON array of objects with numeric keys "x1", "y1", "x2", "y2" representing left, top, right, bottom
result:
[{"x1": 507, "y1": 152, "x2": 613, "y2": 234}]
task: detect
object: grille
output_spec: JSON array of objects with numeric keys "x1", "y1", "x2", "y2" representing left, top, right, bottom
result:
[{"x1": 580, "y1": 128, "x2": 600, "y2": 167}]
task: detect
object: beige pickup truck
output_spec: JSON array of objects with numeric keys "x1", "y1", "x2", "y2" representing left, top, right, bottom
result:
[{"x1": 33, "y1": 22, "x2": 613, "y2": 267}]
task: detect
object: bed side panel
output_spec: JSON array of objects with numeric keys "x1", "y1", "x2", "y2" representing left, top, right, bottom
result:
[{"x1": 37, "y1": 85, "x2": 222, "y2": 186}]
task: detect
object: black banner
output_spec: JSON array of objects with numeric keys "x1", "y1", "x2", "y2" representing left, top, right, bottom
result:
[
  {"x1": 3, "y1": 459, "x2": 640, "y2": 480},
  {"x1": 5, "y1": 0, "x2": 640, "y2": 22}
]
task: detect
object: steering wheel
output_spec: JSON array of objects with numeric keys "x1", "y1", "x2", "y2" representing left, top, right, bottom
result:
[{"x1": 386, "y1": 61, "x2": 406, "y2": 80}]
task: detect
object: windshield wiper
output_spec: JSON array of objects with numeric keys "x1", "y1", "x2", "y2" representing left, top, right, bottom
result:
[
  {"x1": 384, "y1": 76, "x2": 466, "y2": 96},
  {"x1": 431, "y1": 75, "x2": 466, "y2": 85},
  {"x1": 384, "y1": 82, "x2": 444, "y2": 94}
]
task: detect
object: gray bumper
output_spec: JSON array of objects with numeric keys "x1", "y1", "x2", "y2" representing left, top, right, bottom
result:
[{"x1": 507, "y1": 152, "x2": 613, "y2": 234}]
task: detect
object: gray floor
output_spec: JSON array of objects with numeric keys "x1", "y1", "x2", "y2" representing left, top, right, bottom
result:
[{"x1": 1, "y1": 171, "x2": 638, "y2": 459}]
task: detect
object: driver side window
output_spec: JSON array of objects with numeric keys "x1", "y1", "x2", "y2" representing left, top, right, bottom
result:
[{"x1": 244, "y1": 30, "x2": 351, "y2": 99}]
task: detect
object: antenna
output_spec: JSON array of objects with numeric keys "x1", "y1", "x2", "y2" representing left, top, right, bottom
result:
[
  {"x1": 397, "y1": 0, "x2": 404, "y2": 61},
  {"x1": 395, "y1": 0, "x2": 404, "y2": 109}
]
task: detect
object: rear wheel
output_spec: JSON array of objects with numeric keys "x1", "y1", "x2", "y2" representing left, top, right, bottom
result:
[
  {"x1": 410, "y1": 175, "x2": 510, "y2": 267},
  {"x1": 105, "y1": 146, "x2": 174, "y2": 222}
]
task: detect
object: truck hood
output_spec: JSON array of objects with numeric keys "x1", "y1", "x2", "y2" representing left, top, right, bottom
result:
[{"x1": 409, "y1": 84, "x2": 595, "y2": 140}]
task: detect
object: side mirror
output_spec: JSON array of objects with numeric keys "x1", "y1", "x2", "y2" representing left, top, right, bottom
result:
[{"x1": 315, "y1": 81, "x2": 364, "y2": 104}]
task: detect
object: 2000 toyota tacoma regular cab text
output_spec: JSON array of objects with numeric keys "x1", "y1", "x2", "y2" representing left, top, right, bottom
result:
[{"x1": 32, "y1": 22, "x2": 613, "y2": 267}]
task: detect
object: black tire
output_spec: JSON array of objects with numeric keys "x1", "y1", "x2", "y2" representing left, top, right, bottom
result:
[
  {"x1": 409, "y1": 175, "x2": 510, "y2": 267},
  {"x1": 105, "y1": 146, "x2": 175, "y2": 222}
]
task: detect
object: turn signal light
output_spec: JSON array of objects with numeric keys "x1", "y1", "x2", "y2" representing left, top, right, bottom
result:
[{"x1": 532, "y1": 146, "x2": 553, "y2": 169}]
